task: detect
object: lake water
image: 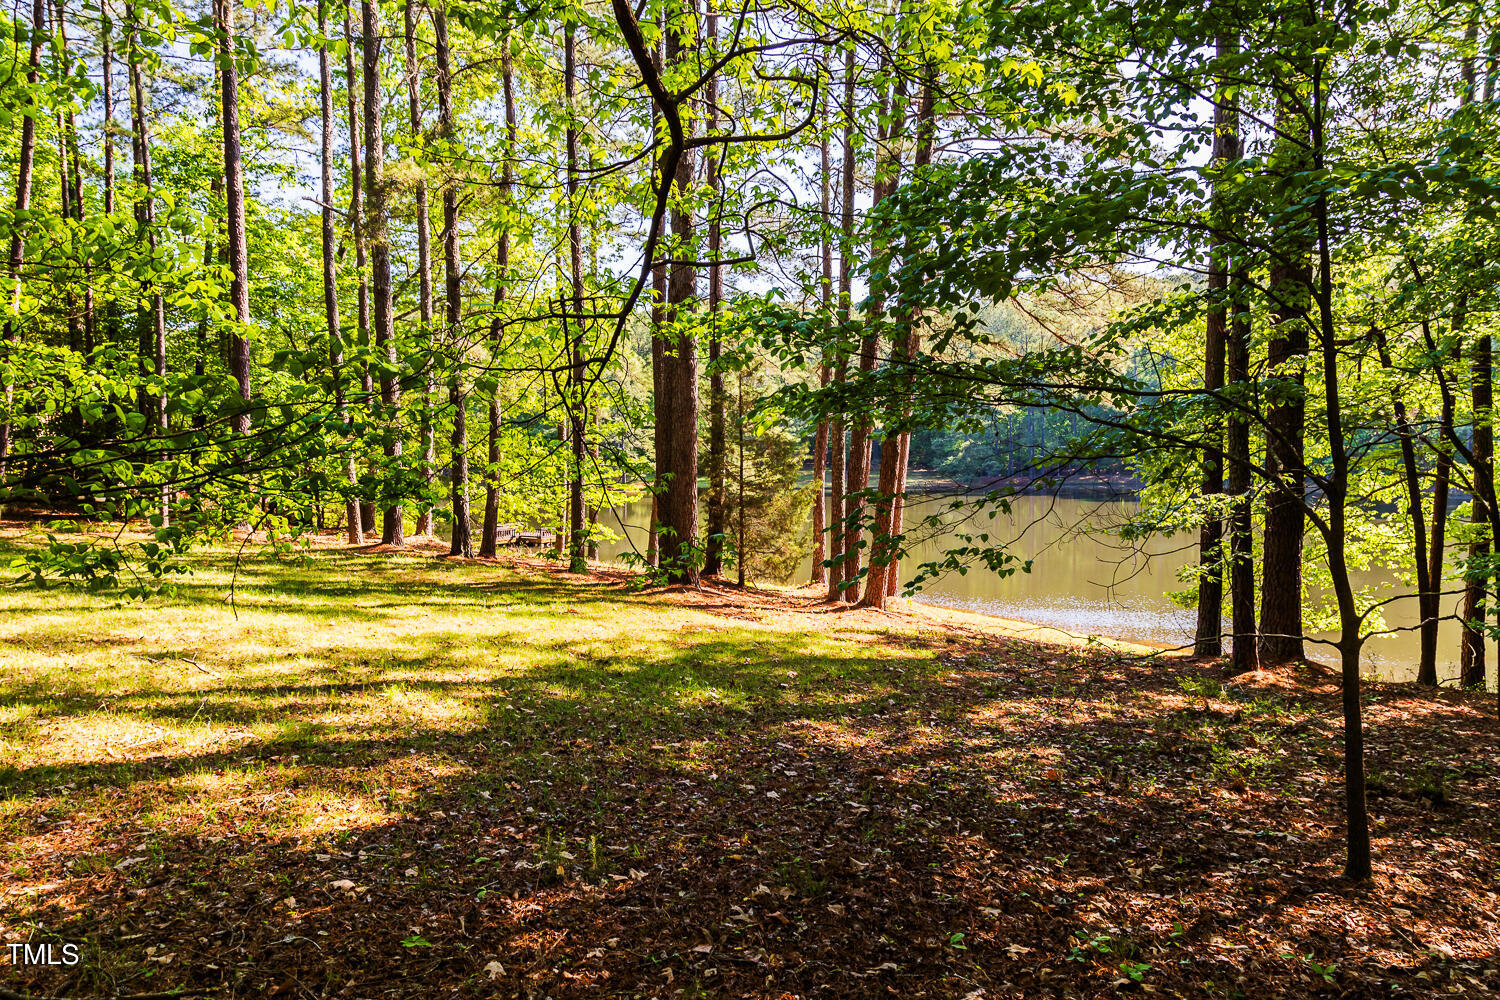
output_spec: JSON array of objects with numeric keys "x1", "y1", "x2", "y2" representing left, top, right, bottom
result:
[{"x1": 590, "y1": 492, "x2": 1494, "y2": 686}]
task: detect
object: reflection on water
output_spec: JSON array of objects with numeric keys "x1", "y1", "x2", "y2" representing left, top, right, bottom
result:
[{"x1": 593, "y1": 492, "x2": 1493, "y2": 686}]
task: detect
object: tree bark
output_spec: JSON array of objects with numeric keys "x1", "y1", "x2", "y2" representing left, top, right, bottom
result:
[
  {"x1": 655, "y1": 0, "x2": 699, "y2": 584},
  {"x1": 811, "y1": 69, "x2": 832, "y2": 587},
  {"x1": 364, "y1": 0, "x2": 404, "y2": 546},
  {"x1": 404, "y1": 0, "x2": 437, "y2": 536},
  {"x1": 217, "y1": 0, "x2": 252, "y2": 436},
  {"x1": 52, "y1": 0, "x2": 86, "y2": 353},
  {"x1": 1, "y1": 0, "x2": 46, "y2": 478},
  {"x1": 1227, "y1": 265, "x2": 1256, "y2": 670},
  {"x1": 862, "y1": 73, "x2": 932, "y2": 611},
  {"x1": 344, "y1": 1, "x2": 374, "y2": 537},
  {"x1": 480, "y1": 38, "x2": 517, "y2": 558},
  {"x1": 1309, "y1": 42, "x2": 1371, "y2": 882},
  {"x1": 1194, "y1": 32, "x2": 1233, "y2": 657},
  {"x1": 432, "y1": 1, "x2": 469, "y2": 557},
  {"x1": 829, "y1": 43, "x2": 856, "y2": 601},
  {"x1": 843, "y1": 50, "x2": 888, "y2": 601},
  {"x1": 1457, "y1": 19, "x2": 1489, "y2": 688},
  {"x1": 564, "y1": 21, "x2": 588, "y2": 573},
  {"x1": 1375, "y1": 327, "x2": 1433, "y2": 684},
  {"x1": 320, "y1": 0, "x2": 362, "y2": 543},
  {"x1": 1460, "y1": 320, "x2": 1490, "y2": 688},
  {"x1": 102, "y1": 1, "x2": 116, "y2": 218},
  {"x1": 702, "y1": 0, "x2": 726, "y2": 578},
  {"x1": 1258, "y1": 74, "x2": 1311, "y2": 667},
  {"x1": 1427, "y1": 390, "x2": 1453, "y2": 685},
  {"x1": 126, "y1": 1, "x2": 167, "y2": 523}
]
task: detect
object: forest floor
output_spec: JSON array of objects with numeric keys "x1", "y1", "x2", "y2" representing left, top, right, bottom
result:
[{"x1": 0, "y1": 528, "x2": 1497, "y2": 999}]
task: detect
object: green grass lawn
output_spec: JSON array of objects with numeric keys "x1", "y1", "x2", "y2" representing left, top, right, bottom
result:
[{"x1": 1, "y1": 536, "x2": 1498, "y2": 998}]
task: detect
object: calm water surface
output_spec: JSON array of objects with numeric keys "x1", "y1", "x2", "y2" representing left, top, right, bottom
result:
[{"x1": 591, "y1": 493, "x2": 1494, "y2": 686}]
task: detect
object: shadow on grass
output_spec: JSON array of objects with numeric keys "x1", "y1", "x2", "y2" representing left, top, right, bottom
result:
[{"x1": 1, "y1": 548, "x2": 1498, "y2": 998}]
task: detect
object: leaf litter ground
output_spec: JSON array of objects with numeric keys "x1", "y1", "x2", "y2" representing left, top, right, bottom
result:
[{"x1": 0, "y1": 536, "x2": 1496, "y2": 999}]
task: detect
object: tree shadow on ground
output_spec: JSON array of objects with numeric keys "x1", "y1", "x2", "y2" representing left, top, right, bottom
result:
[{"x1": 1, "y1": 553, "x2": 1497, "y2": 999}]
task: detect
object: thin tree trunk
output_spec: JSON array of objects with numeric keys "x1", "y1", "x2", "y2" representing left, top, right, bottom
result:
[
  {"x1": 843, "y1": 55, "x2": 891, "y2": 602},
  {"x1": 52, "y1": 0, "x2": 84, "y2": 353},
  {"x1": 1227, "y1": 266, "x2": 1256, "y2": 670},
  {"x1": 564, "y1": 21, "x2": 587, "y2": 572},
  {"x1": 102, "y1": 1, "x2": 115, "y2": 218},
  {"x1": 887, "y1": 440, "x2": 907, "y2": 598},
  {"x1": 364, "y1": 0, "x2": 404, "y2": 546},
  {"x1": 126, "y1": 1, "x2": 167, "y2": 523},
  {"x1": 1221, "y1": 27, "x2": 1254, "y2": 668},
  {"x1": 218, "y1": 0, "x2": 252, "y2": 436},
  {"x1": 1310, "y1": 62, "x2": 1371, "y2": 881},
  {"x1": 345, "y1": 1, "x2": 374, "y2": 537},
  {"x1": 321, "y1": 0, "x2": 361, "y2": 543},
  {"x1": 737, "y1": 363, "x2": 746, "y2": 586},
  {"x1": 702, "y1": 0, "x2": 726, "y2": 578},
  {"x1": 1461, "y1": 319, "x2": 1490, "y2": 688},
  {"x1": 554, "y1": 402, "x2": 568, "y2": 561},
  {"x1": 1427, "y1": 393, "x2": 1453, "y2": 684},
  {"x1": 648, "y1": 262, "x2": 665, "y2": 571},
  {"x1": 432, "y1": 1, "x2": 469, "y2": 557},
  {"x1": 644, "y1": 3, "x2": 665, "y2": 574},
  {"x1": 811, "y1": 68, "x2": 831, "y2": 588},
  {"x1": 404, "y1": 0, "x2": 437, "y2": 536},
  {"x1": 1194, "y1": 33, "x2": 1233, "y2": 656},
  {"x1": 1458, "y1": 18, "x2": 1488, "y2": 688},
  {"x1": 0, "y1": 0, "x2": 45, "y2": 478},
  {"x1": 1419, "y1": 314, "x2": 1459, "y2": 683},
  {"x1": 646, "y1": 494, "x2": 659, "y2": 569},
  {"x1": 480, "y1": 38, "x2": 516, "y2": 557},
  {"x1": 829, "y1": 43, "x2": 856, "y2": 602},
  {"x1": 1375, "y1": 327, "x2": 1433, "y2": 684},
  {"x1": 193, "y1": 173, "x2": 222, "y2": 392},
  {"x1": 862, "y1": 74, "x2": 930, "y2": 611}
]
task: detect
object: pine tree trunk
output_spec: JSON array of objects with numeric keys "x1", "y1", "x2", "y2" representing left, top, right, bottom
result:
[
  {"x1": 126, "y1": 1, "x2": 167, "y2": 523},
  {"x1": 319, "y1": 0, "x2": 362, "y2": 544},
  {"x1": 52, "y1": 0, "x2": 86, "y2": 352},
  {"x1": 404, "y1": 0, "x2": 436, "y2": 536},
  {"x1": 102, "y1": 3, "x2": 115, "y2": 218},
  {"x1": 564, "y1": 22, "x2": 588, "y2": 573},
  {"x1": 218, "y1": 0, "x2": 252, "y2": 436},
  {"x1": 862, "y1": 74, "x2": 931, "y2": 611},
  {"x1": 1194, "y1": 35, "x2": 1232, "y2": 657},
  {"x1": 830, "y1": 44, "x2": 856, "y2": 601},
  {"x1": 364, "y1": 0, "x2": 404, "y2": 546},
  {"x1": 480, "y1": 39, "x2": 516, "y2": 558},
  {"x1": 1227, "y1": 268, "x2": 1256, "y2": 670},
  {"x1": 432, "y1": 2, "x2": 469, "y2": 557},
  {"x1": 1, "y1": 0, "x2": 45, "y2": 477},
  {"x1": 702, "y1": 0, "x2": 726, "y2": 578},
  {"x1": 811, "y1": 70, "x2": 832, "y2": 588},
  {"x1": 344, "y1": 2, "x2": 374, "y2": 538},
  {"x1": 842, "y1": 51, "x2": 888, "y2": 601}
]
